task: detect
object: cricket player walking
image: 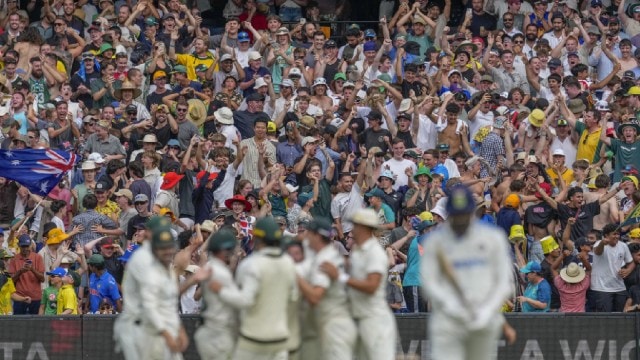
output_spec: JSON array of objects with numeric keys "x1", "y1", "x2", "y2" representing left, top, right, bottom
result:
[
  {"x1": 422, "y1": 185, "x2": 513, "y2": 360},
  {"x1": 194, "y1": 229, "x2": 241, "y2": 359},
  {"x1": 139, "y1": 220, "x2": 188, "y2": 360},
  {"x1": 297, "y1": 218, "x2": 357, "y2": 360},
  {"x1": 321, "y1": 208, "x2": 397, "y2": 360},
  {"x1": 114, "y1": 216, "x2": 169, "y2": 360}
]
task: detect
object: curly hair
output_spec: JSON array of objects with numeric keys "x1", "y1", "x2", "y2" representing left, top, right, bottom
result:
[{"x1": 17, "y1": 27, "x2": 44, "y2": 46}]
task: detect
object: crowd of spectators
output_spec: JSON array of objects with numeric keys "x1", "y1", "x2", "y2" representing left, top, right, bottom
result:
[{"x1": 1, "y1": 0, "x2": 640, "y2": 326}]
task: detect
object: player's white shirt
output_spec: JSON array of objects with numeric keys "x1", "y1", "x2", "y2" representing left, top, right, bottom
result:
[
  {"x1": 348, "y1": 237, "x2": 392, "y2": 319},
  {"x1": 308, "y1": 245, "x2": 351, "y2": 319},
  {"x1": 200, "y1": 257, "x2": 241, "y2": 328}
]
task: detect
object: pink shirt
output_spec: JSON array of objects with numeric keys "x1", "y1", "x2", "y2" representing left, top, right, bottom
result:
[{"x1": 554, "y1": 273, "x2": 591, "y2": 313}]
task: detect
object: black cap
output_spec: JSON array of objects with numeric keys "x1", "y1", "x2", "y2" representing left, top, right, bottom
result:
[
  {"x1": 367, "y1": 110, "x2": 382, "y2": 120},
  {"x1": 247, "y1": 92, "x2": 265, "y2": 102},
  {"x1": 94, "y1": 181, "x2": 110, "y2": 192},
  {"x1": 324, "y1": 39, "x2": 337, "y2": 48},
  {"x1": 126, "y1": 104, "x2": 137, "y2": 113},
  {"x1": 307, "y1": 218, "x2": 333, "y2": 238},
  {"x1": 548, "y1": 58, "x2": 562, "y2": 68}
]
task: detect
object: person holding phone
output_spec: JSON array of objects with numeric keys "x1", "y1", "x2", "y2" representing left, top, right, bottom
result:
[{"x1": 8, "y1": 234, "x2": 45, "y2": 315}]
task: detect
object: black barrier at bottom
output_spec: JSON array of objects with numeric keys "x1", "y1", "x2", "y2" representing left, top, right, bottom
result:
[{"x1": 0, "y1": 314, "x2": 637, "y2": 360}]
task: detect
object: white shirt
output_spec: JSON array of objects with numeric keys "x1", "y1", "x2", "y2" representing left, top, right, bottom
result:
[
  {"x1": 469, "y1": 110, "x2": 494, "y2": 140},
  {"x1": 212, "y1": 163, "x2": 239, "y2": 208},
  {"x1": 348, "y1": 237, "x2": 392, "y2": 319},
  {"x1": 219, "y1": 124, "x2": 239, "y2": 154},
  {"x1": 331, "y1": 183, "x2": 365, "y2": 234},
  {"x1": 200, "y1": 257, "x2": 240, "y2": 328},
  {"x1": 382, "y1": 158, "x2": 417, "y2": 190},
  {"x1": 416, "y1": 114, "x2": 437, "y2": 152},
  {"x1": 550, "y1": 136, "x2": 577, "y2": 169},
  {"x1": 307, "y1": 245, "x2": 352, "y2": 319},
  {"x1": 591, "y1": 241, "x2": 632, "y2": 293}
]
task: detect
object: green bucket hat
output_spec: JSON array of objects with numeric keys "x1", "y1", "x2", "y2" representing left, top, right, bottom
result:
[
  {"x1": 98, "y1": 43, "x2": 114, "y2": 55},
  {"x1": 413, "y1": 166, "x2": 432, "y2": 182}
]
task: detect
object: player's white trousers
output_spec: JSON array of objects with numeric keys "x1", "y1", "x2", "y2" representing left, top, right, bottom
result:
[
  {"x1": 317, "y1": 315, "x2": 357, "y2": 360},
  {"x1": 430, "y1": 313, "x2": 502, "y2": 360},
  {"x1": 194, "y1": 324, "x2": 235, "y2": 360},
  {"x1": 355, "y1": 311, "x2": 398, "y2": 360}
]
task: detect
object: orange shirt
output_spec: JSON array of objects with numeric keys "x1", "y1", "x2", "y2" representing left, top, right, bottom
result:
[{"x1": 8, "y1": 251, "x2": 44, "y2": 299}]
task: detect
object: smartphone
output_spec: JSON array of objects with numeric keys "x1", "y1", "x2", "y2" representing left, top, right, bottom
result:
[
  {"x1": 466, "y1": 8, "x2": 472, "y2": 16},
  {"x1": 26, "y1": 259, "x2": 32, "y2": 264},
  {"x1": 300, "y1": 18, "x2": 306, "y2": 25}
]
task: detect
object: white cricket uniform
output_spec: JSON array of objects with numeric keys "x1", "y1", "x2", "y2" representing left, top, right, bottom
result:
[
  {"x1": 308, "y1": 244, "x2": 357, "y2": 360},
  {"x1": 114, "y1": 242, "x2": 152, "y2": 360},
  {"x1": 348, "y1": 237, "x2": 398, "y2": 360},
  {"x1": 139, "y1": 255, "x2": 183, "y2": 360},
  {"x1": 195, "y1": 257, "x2": 239, "y2": 359},
  {"x1": 421, "y1": 221, "x2": 513, "y2": 360},
  {"x1": 218, "y1": 247, "x2": 298, "y2": 360}
]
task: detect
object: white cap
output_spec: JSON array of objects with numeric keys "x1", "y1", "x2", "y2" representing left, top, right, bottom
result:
[
  {"x1": 495, "y1": 106, "x2": 509, "y2": 116},
  {"x1": 285, "y1": 184, "x2": 299, "y2": 193},
  {"x1": 88, "y1": 152, "x2": 105, "y2": 164},
  {"x1": 248, "y1": 51, "x2": 262, "y2": 61},
  {"x1": 253, "y1": 77, "x2": 268, "y2": 89},
  {"x1": 552, "y1": 149, "x2": 566, "y2": 157},
  {"x1": 288, "y1": 67, "x2": 302, "y2": 77},
  {"x1": 398, "y1": 98, "x2": 412, "y2": 113},
  {"x1": 220, "y1": 54, "x2": 233, "y2": 62},
  {"x1": 301, "y1": 136, "x2": 317, "y2": 147},
  {"x1": 312, "y1": 77, "x2": 327, "y2": 87}
]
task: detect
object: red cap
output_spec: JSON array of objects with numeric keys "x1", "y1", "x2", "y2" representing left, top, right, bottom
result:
[
  {"x1": 100, "y1": 238, "x2": 114, "y2": 248},
  {"x1": 535, "y1": 182, "x2": 552, "y2": 199}
]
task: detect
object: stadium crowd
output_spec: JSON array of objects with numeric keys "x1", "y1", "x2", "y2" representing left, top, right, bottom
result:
[{"x1": 2, "y1": 0, "x2": 640, "y2": 355}]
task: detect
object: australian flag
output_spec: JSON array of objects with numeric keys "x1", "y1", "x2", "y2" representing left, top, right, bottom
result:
[{"x1": 0, "y1": 149, "x2": 77, "y2": 196}]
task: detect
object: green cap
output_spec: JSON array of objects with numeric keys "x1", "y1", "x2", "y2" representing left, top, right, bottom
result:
[
  {"x1": 145, "y1": 215, "x2": 172, "y2": 231},
  {"x1": 69, "y1": 270, "x2": 81, "y2": 287},
  {"x1": 195, "y1": 64, "x2": 208, "y2": 72},
  {"x1": 253, "y1": 217, "x2": 282, "y2": 245},
  {"x1": 151, "y1": 227, "x2": 175, "y2": 249},
  {"x1": 333, "y1": 72, "x2": 347, "y2": 81},
  {"x1": 307, "y1": 218, "x2": 333, "y2": 238},
  {"x1": 145, "y1": 17, "x2": 158, "y2": 26},
  {"x1": 172, "y1": 65, "x2": 187, "y2": 74},
  {"x1": 98, "y1": 43, "x2": 114, "y2": 55},
  {"x1": 87, "y1": 254, "x2": 105, "y2": 265},
  {"x1": 207, "y1": 230, "x2": 237, "y2": 253},
  {"x1": 377, "y1": 73, "x2": 392, "y2": 83}
]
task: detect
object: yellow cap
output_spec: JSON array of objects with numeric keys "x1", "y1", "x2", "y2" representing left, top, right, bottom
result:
[
  {"x1": 540, "y1": 235, "x2": 559, "y2": 254},
  {"x1": 418, "y1": 211, "x2": 433, "y2": 222},
  {"x1": 267, "y1": 121, "x2": 277, "y2": 133},
  {"x1": 630, "y1": 228, "x2": 640, "y2": 238},
  {"x1": 628, "y1": 86, "x2": 640, "y2": 95},
  {"x1": 509, "y1": 225, "x2": 526, "y2": 243},
  {"x1": 587, "y1": 177, "x2": 597, "y2": 190},
  {"x1": 622, "y1": 175, "x2": 639, "y2": 189}
]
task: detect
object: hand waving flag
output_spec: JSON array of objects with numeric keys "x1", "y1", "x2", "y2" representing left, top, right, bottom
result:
[{"x1": 0, "y1": 149, "x2": 77, "y2": 196}]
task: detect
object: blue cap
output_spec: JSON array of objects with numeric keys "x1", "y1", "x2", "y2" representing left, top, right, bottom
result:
[
  {"x1": 118, "y1": 244, "x2": 140, "y2": 263},
  {"x1": 366, "y1": 187, "x2": 385, "y2": 198},
  {"x1": 520, "y1": 261, "x2": 542, "y2": 274},
  {"x1": 363, "y1": 41, "x2": 376, "y2": 52},
  {"x1": 297, "y1": 192, "x2": 313, "y2": 207},
  {"x1": 238, "y1": 31, "x2": 250, "y2": 42},
  {"x1": 167, "y1": 139, "x2": 180, "y2": 147},
  {"x1": 445, "y1": 185, "x2": 475, "y2": 216},
  {"x1": 46, "y1": 267, "x2": 68, "y2": 277},
  {"x1": 18, "y1": 234, "x2": 31, "y2": 247},
  {"x1": 364, "y1": 29, "x2": 376, "y2": 38}
]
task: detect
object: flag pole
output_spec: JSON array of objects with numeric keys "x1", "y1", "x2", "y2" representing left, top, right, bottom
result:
[{"x1": 17, "y1": 198, "x2": 45, "y2": 233}]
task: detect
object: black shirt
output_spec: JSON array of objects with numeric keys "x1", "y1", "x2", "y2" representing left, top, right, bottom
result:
[
  {"x1": 360, "y1": 127, "x2": 392, "y2": 153},
  {"x1": 234, "y1": 110, "x2": 267, "y2": 139},
  {"x1": 557, "y1": 201, "x2": 601, "y2": 241},
  {"x1": 524, "y1": 201, "x2": 556, "y2": 229}
]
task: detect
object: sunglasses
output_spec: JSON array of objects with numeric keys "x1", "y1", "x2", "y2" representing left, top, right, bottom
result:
[
  {"x1": 135, "y1": 201, "x2": 148, "y2": 205},
  {"x1": 169, "y1": 146, "x2": 181, "y2": 150},
  {"x1": 176, "y1": 108, "x2": 188, "y2": 112},
  {"x1": 54, "y1": 23, "x2": 65, "y2": 26},
  {"x1": 127, "y1": 111, "x2": 137, "y2": 115},
  {"x1": 514, "y1": 40, "x2": 523, "y2": 44}
]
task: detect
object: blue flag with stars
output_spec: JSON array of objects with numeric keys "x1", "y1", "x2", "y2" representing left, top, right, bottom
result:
[{"x1": 0, "y1": 149, "x2": 78, "y2": 196}]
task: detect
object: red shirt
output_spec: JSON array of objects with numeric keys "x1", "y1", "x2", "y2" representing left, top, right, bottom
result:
[
  {"x1": 554, "y1": 273, "x2": 591, "y2": 313},
  {"x1": 8, "y1": 251, "x2": 45, "y2": 299}
]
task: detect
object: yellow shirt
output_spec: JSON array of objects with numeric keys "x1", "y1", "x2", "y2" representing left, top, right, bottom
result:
[
  {"x1": 57, "y1": 284, "x2": 78, "y2": 315},
  {"x1": 176, "y1": 53, "x2": 216, "y2": 81},
  {"x1": 96, "y1": 200, "x2": 120, "y2": 219},
  {"x1": 576, "y1": 124, "x2": 602, "y2": 163},
  {"x1": 0, "y1": 278, "x2": 15, "y2": 315},
  {"x1": 546, "y1": 167, "x2": 574, "y2": 190}
]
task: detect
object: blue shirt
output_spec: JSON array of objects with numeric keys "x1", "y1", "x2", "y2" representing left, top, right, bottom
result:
[
  {"x1": 403, "y1": 235, "x2": 424, "y2": 287},
  {"x1": 242, "y1": 66, "x2": 271, "y2": 97},
  {"x1": 276, "y1": 141, "x2": 302, "y2": 167},
  {"x1": 522, "y1": 279, "x2": 551, "y2": 312},
  {"x1": 89, "y1": 271, "x2": 121, "y2": 313},
  {"x1": 431, "y1": 164, "x2": 449, "y2": 190}
]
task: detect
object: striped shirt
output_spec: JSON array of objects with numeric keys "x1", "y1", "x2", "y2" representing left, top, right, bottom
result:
[{"x1": 71, "y1": 210, "x2": 118, "y2": 247}]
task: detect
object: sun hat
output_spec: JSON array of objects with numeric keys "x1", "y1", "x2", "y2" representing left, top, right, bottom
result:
[
  {"x1": 560, "y1": 262, "x2": 586, "y2": 284},
  {"x1": 224, "y1": 194, "x2": 252, "y2": 212},
  {"x1": 413, "y1": 166, "x2": 432, "y2": 182},
  {"x1": 46, "y1": 228, "x2": 69, "y2": 245},
  {"x1": 160, "y1": 172, "x2": 185, "y2": 190},
  {"x1": 349, "y1": 208, "x2": 381, "y2": 228},
  {"x1": 214, "y1": 107, "x2": 234, "y2": 125},
  {"x1": 528, "y1": 109, "x2": 544, "y2": 127}
]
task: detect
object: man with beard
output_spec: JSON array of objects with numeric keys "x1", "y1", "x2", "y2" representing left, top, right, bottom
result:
[
  {"x1": 59, "y1": 0, "x2": 85, "y2": 36},
  {"x1": 84, "y1": 120, "x2": 126, "y2": 163},
  {"x1": 170, "y1": 33, "x2": 216, "y2": 81},
  {"x1": 115, "y1": 5, "x2": 136, "y2": 47},
  {"x1": 146, "y1": 71, "x2": 171, "y2": 108},
  {"x1": 542, "y1": 12, "x2": 566, "y2": 49},
  {"x1": 47, "y1": 100, "x2": 79, "y2": 149},
  {"x1": 10, "y1": 92, "x2": 29, "y2": 136},
  {"x1": 332, "y1": 154, "x2": 366, "y2": 241},
  {"x1": 70, "y1": 52, "x2": 100, "y2": 109},
  {"x1": 28, "y1": 56, "x2": 55, "y2": 105},
  {"x1": 421, "y1": 185, "x2": 512, "y2": 359},
  {"x1": 0, "y1": 12, "x2": 21, "y2": 54}
]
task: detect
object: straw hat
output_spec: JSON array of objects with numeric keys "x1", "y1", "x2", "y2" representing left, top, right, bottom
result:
[
  {"x1": 114, "y1": 80, "x2": 142, "y2": 100},
  {"x1": 560, "y1": 262, "x2": 586, "y2": 284},
  {"x1": 187, "y1": 99, "x2": 207, "y2": 126}
]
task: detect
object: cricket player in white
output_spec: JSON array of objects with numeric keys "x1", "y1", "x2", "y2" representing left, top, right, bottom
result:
[
  {"x1": 422, "y1": 185, "x2": 513, "y2": 360},
  {"x1": 195, "y1": 229, "x2": 240, "y2": 359},
  {"x1": 139, "y1": 223, "x2": 188, "y2": 360},
  {"x1": 114, "y1": 216, "x2": 168, "y2": 360},
  {"x1": 212, "y1": 217, "x2": 298, "y2": 360},
  {"x1": 297, "y1": 218, "x2": 357, "y2": 360},
  {"x1": 322, "y1": 208, "x2": 397, "y2": 360}
]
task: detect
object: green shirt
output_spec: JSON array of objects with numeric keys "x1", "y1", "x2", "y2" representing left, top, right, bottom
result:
[
  {"x1": 40, "y1": 286, "x2": 59, "y2": 315},
  {"x1": 609, "y1": 138, "x2": 640, "y2": 182},
  {"x1": 301, "y1": 179, "x2": 332, "y2": 222}
]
